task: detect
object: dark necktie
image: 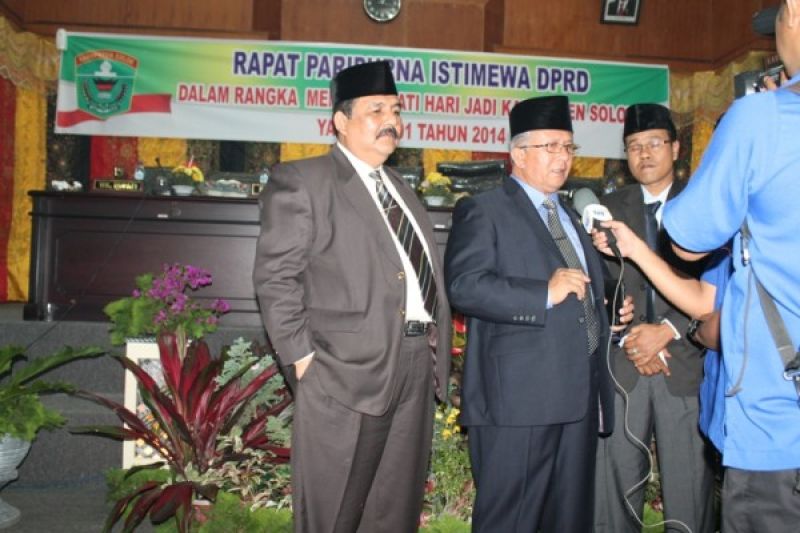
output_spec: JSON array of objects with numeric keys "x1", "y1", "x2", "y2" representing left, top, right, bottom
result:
[
  {"x1": 542, "y1": 198, "x2": 600, "y2": 354},
  {"x1": 369, "y1": 170, "x2": 438, "y2": 320},
  {"x1": 643, "y1": 200, "x2": 662, "y2": 323}
]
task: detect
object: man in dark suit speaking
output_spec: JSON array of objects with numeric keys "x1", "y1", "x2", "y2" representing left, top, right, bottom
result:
[
  {"x1": 445, "y1": 96, "x2": 621, "y2": 532},
  {"x1": 253, "y1": 61, "x2": 451, "y2": 533}
]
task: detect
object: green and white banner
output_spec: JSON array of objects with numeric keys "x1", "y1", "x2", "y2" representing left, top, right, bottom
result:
[{"x1": 55, "y1": 31, "x2": 669, "y2": 158}]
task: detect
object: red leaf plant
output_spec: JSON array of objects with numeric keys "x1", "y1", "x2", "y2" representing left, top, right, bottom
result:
[{"x1": 72, "y1": 332, "x2": 292, "y2": 533}]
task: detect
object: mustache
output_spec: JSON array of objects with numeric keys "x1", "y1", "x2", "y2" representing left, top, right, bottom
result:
[{"x1": 377, "y1": 126, "x2": 399, "y2": 140}]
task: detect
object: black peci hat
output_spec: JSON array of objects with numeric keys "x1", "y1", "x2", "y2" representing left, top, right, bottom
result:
[
  {"x1": 509, "y1": 96, "x2": 573, "y2": 137},
  {"x1": 623, "y1": 103, "x2": 676, "y2": 140},
  {"x1": 331, "y1": 60, "x2": 398, "y2": 108}
]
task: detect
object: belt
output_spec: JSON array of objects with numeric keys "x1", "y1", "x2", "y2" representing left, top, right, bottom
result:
[{"x1": 404, "y1": 320, "x2": 431, "y2": 337}]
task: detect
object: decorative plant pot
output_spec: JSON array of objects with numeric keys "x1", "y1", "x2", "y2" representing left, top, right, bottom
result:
[
  {"x1": 0, "y1": 435, "x2": 32, "y2": 529},
  {"x1": 425, "y1": 195, "x2": 447, "y2": 207},
  {"x1": 172, "y1": 184, "x2": 195, "y2": 196}
]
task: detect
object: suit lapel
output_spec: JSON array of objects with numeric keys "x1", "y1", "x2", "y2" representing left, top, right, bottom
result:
[
  {"x1": 330, "y1": 146, "x2": 404, "y2": 270},
  {"x1": 503, "y1": 177, "x2": 564, "y2": 262}
]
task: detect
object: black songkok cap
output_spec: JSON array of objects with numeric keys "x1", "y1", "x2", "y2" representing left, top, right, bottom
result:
[
  {"x1": 509, "y1": 96, "x2": 573, "y2": 137},
  {"x1": 752, "y1": 5, "x2": 778, "y2": 36},
  {"x1": 623, "y1": 103, "x2": 676, "y2": 140},
  {"x1": 331, "y1": 61, "x2": 398, "y2": 108}
]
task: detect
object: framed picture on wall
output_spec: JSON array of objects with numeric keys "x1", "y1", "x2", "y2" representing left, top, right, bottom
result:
[{"x1": 601, "y1": 0, "x2": 641, "y2": 25}]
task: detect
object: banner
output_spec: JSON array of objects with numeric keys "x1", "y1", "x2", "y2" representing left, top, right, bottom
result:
[{"x1": 55, "y1": 31, "x2": 669, "y2": 158}]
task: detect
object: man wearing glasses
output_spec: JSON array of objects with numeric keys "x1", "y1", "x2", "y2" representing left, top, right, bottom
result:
[
  {"x1": 593, "y1": 103, "x2": 714, "y2": 533},
  {"x1": 445, "y1": 95, "x2": 631, "y2": 532}
]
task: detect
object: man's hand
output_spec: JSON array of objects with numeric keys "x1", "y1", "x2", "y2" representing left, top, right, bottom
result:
[
  {"x1": 632, "y1": 349, "x2": 672, "y2": 376},
  {"x1": 592, "y1": 221, "x2": 646, "y2": 259},
  {"x1": 623, "y1": 323, "x2": 674, "y2": 376},
  {"x1": 294, "y1": 353, "x2": 314, "y2": 380},
  {"x1": 611, "y1": 295, "x2": 635, "y2": 333},
  {"x1": 548, "y1": 268, "x2": 591, "y2": 306},
  {"x1": 762, "y1": 69, "x2": 788, "y2": 91}
]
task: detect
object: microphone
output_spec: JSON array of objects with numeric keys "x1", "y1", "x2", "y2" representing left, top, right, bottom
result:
[{"x1": 571, "y1": 188, "x2": 621, "y2": 258}]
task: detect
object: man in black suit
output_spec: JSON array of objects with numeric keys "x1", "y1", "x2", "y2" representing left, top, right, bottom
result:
[
  {"x1": 593, "y1": 103, "x2": 714, "y2": 533},
  {"x1": 445, "y1": 96, "x2": 627, "y2": 532},
  {"x1": 253, "y1": 61, "x2": 450, "y2": 533}
]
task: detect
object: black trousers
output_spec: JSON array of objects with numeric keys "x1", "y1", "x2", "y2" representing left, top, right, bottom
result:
[
  {"x1": 469, "y1": 355, "x2": 600, "y2": 533},
  {"x1": 291, "y1": 335, "x2": 434, "y2": 533}
]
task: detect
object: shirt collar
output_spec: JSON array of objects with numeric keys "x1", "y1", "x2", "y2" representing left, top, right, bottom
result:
[
  {"x1": 337, "y1": 142, "x2": 381, "y2": 179},
  {"x1": 511, "y1": 174, "x2": 555, "y2": 210},
  {"x1": 641, "y1": 182, "x2": 671, "y2": 206}
]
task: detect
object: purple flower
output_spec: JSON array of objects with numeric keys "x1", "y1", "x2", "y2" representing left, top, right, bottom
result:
[
  {"x1": 213, "y1": 299, "x2": 231, "y2": 313},
  {"x1": 130, "y1": 263, "x2": 230, "y2": 339}
]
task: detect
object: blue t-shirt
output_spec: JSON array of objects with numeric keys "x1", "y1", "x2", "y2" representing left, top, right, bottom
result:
[
  {"x1": 698, "y1": 248, "x2": 731, "y2": 451},
  {"x1": 664, "y1": 74, "x2": 800, "y2": 471}
]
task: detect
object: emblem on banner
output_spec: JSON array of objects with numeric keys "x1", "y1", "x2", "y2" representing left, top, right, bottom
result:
[{"x1": 75, "y1": 50, "x2": 138, "y2": 120}]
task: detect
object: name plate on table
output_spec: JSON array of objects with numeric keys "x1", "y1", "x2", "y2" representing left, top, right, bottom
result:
[{"x1": 94, "y1": 179, "x2": 144, "y2": 193}]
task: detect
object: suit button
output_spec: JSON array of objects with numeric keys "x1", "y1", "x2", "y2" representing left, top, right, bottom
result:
[
  {"x1": 531, "y1": 315, "x2": 536, "y2": 322},
  {"x1": 397, "y1": 271, "x2": 405, "y2": 280},
  {"x1": 578, "y1": 317, "x2": 585, "y2": 324},
  {"x1": 639, "y1": 314, "x2": 646, "y2": 322}
]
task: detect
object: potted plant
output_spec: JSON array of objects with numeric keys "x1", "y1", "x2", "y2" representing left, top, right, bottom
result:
[
  {"x1": 0, "y1": 345, "x2": 105, "y2": 528},
  {"x1": 170, "y1": 157, "x2": 204, "y2": 196},
  {"x1": 72, "y1": 332, "x2": 292, "y2": 532},
  {"x1": 103, "y1": 263, "x2": 230, "y2": 353},
  {"x1": 418, "y1": 171, "x2": 454, "y2": 207}
]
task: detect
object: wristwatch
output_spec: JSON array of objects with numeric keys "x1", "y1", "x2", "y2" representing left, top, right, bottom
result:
[{"x1": 686, "y1": 318, "x2": 701, "y2": 343}]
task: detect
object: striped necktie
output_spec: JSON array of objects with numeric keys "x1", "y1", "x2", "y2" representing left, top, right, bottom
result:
[
  {"x1": 370, "y1": 170, "x2": 438, "y2": 320},
  {"x1": 542, "y1": 198, "x2": 600, "y2": 354}
]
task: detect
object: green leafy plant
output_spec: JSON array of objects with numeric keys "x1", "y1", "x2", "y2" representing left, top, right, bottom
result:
[
  {"x1": 72, "y1": 332, "x2": 291, "y2": 532},
  {"x1": 103, "y1": 263, "x2": 230, "y2": 346},
  {"x1": 0, "y1": 345, "x2": 105, "y2": 441},
  {"x1": 424, "y1": 404, "x2": 473, "y2": 523}
]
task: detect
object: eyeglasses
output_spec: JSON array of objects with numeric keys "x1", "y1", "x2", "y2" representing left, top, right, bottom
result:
[
  {"x1": 518, "y1": 142, "x2": 580, "y2": 155},
  {"x1": 624, "y1": 139, "x2": 672, "y2": 154}
]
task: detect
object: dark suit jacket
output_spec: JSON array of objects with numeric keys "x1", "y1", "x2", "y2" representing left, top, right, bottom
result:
[
  {"x1": 253, "y1": 145, "x2": 451, "y2": 416},
  {"x1": 445, "y1": 177, "x2": 613, "y2": 430},
  {"x1": 601, "y1": 182, "x2": 705, "y2": 397}
]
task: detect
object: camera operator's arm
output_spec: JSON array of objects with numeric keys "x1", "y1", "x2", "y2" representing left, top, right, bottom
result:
[
  {"x1": 691, "y1": 310, "x2": 721, "y2": 352},
  {"x1": 671, "y1": 242, "x2": 710, "y2": 263},
  {"x1": 594, "y1": 220, "x2": 716, "y2": 319}
]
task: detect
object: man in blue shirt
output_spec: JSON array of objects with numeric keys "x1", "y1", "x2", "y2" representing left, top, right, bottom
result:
[{"x1": 663, "y1": 2, "x2": 800, "y2": 531}]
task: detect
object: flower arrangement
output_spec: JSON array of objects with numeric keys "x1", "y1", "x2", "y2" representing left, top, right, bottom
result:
[
  {"x1": 424, "y1": 404, "x2": 473, "y2": 523},
  {"x1": 172, "y1": 156, "x2": 205, "y2": 185},
  {"x1": 103, "y1": 263, "x2": 230, "y2": 347},
  {"x1": 419, "y1": 171, "x2": 454, "y2": 205}
]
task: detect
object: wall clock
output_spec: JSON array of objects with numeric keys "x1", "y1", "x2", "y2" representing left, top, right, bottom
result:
[{"x1": 364, "y1": 0, "x2": 402, "y2": 23}]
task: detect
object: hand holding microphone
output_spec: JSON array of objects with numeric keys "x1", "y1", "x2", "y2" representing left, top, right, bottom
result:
[
  {"x1": 571, "y1": 188, "x2": 621, "y2": 258},
  {"x1": 571, "y1": 188, "x2": 650, "y2": 260}
]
